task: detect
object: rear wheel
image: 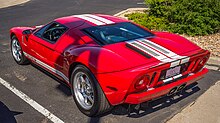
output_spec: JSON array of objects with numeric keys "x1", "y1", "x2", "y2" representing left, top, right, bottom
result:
[
  {"x1": 11, "y1": 35, "x2": 29, "y2": 65},
  {"x1": 71, "y1": 65, "x2": 112, "y2": 116}
]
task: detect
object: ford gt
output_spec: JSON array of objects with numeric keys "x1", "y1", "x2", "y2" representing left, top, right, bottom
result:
[{"x1": 10, "y1": 14, "x2": 210, "y2": 116}]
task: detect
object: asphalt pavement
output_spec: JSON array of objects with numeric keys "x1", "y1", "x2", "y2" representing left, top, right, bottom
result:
[{"x1": 0, "y1": 0, "x2": 220, "y2": 123}]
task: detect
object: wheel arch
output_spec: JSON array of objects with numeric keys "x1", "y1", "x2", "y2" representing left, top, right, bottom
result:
[
  {"x1": 68, "y1": 62, "x2": 86, "y2": 82},
  {"x1": 68, "y1": 61, "x2": 112, "y2": 115},
  {"x1": 10, "y1": 32, "x2": 16, "y2": 39}
]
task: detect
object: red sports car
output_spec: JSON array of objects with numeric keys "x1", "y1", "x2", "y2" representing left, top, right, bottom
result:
[{"x1": 10, "y1": 14, "x2": 210, "y2": 116}]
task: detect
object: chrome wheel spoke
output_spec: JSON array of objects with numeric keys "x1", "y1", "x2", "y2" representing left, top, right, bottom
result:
[
  {"x1": 16, "y1": 54, "x2": 21, "y2": 61},
  {"x1": 18, "y1": 51, "x2": 22, "y2": 56},
  {"x1": 84, "y1": 95, "x2": 94, "y2": 106},
  {"x1": 74, "y1": 72, "x2": 94, "y2": 110},
  {"x1": 13, "y1": 43, "x2": 16, "y2": 48},
  {"x1": 78, "y1": 93, "x2": 85, "y2": 101},
  {"x1": 77, "y1": 80, "x2": 82, "y2": 91},
  {"x1": 84, "y1": 95, "x2": 89, "y2": 104},
  {"x1": 17, "y1": 46, "x2": 21, "y2": 51},
  {"x1": 11, "y1": 39, "x2": 22, "y2": 62},
  {"x1": 84, "y1": 77, "x2": 90, "y2": 84},
  {"x1": 85, "y1": 77, "x2": 93, "y2": 93},
  {"x1": 13, "y1": 50, "x2": 16, "y2": 55},
  {"x1": 80, "y1": 86, "x2": 84, "y2": 93},
  {"x1": 87, "y1": 96, "x2": 94, "y2": 105},
  {"x1": 15, "y1": 42, "x2": 20, "y2": 48},
  {"x1": 79, "y1": 75, "x2": 86, "y2": 83}
]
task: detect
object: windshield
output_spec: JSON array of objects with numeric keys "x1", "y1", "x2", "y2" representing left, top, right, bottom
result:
[{"x1": 83, "y1": 22, "x2": 154, "y2": 45}]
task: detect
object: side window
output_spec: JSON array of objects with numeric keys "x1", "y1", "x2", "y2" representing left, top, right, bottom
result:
[
  {"x1": 35, "y1": 24, "x2": 51, "y2": 37},
  {"x1": 34, "y1": 22, "x2": 68, "y2": 43}
]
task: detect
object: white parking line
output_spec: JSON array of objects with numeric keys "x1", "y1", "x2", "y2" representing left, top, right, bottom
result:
[{"x1": 0, "y1": 77, "x2": 64, "y2": 123}]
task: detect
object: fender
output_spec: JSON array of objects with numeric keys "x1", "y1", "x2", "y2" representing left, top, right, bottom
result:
[
  {"x1": 65, "y1": 45, "x2": 131, "y2": 75},
  {"x1": 10, "y1": 27, "x2": 34, "y2": 52}
]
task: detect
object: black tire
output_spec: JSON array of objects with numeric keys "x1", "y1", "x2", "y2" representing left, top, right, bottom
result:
[
  {"x1": 71, "y1": 65, "x2": 112, "y2": 116},
  {"x1": 11, "y1": 35, "x2": 29, "y2": 65}
]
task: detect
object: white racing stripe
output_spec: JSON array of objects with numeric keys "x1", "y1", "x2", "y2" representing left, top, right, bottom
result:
[
  {"x1": 84, "y1": 14, "x2": 115, "y2": 24},
  {"x1": 74, "y1": 14, "x2": 115, "y2": 25},
  {"x1": 127, "y1": 38, "x2": 190, "y2": 67},
  {"x1": 139, "y1": 38, "x2": 185, "y2": 59},
  {"x1": 74, "y1": 15, "x2": 105, "y2": 25},
  {"x1": 0, "y1": 78, "x2": 64, "y2": 123},
  {"x1": 35, "y1": 25, "x2": 44, "y2": 28},
  {"x1": 23, "y1": 52, "x2": 69, "y2": 83},
  {"x1": 138, "y1": 38, "x2": 190, "y2": 67},
  {"x1": 127, "y1": 40, "x2": 173, "y2": 63}
]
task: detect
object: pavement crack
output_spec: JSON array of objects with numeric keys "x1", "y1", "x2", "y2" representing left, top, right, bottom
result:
[{"x1": 189, "y1": 101, "x2": 196, "y2": 107}]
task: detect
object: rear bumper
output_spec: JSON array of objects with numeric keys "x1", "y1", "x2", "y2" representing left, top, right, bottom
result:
[{"x1": 124, "y1": 68, "x2": 208, "y2": 104}]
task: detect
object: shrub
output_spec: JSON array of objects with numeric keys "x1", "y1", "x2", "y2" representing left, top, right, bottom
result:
[
  {"x1": 126, "y1": 13, "x2": 168, "y2": 31},
  {"x1": 126, "y1": 0, "x2": 220, "y2": 36}
]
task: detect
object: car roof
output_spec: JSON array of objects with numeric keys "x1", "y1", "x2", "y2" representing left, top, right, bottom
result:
[{"x1": 54, "y1": 14, "x2": 129, "y2": 29}]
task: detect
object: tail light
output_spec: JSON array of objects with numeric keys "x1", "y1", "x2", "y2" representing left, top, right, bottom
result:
[
  {"x1": 134, "y1": 75, "x2": 150, "y2": 90},
  {"x1": 191, "y1": 56, "x2": 209, "y2": 73},
  {"x1": 159, "y1": 70, "x2": 166, "y2": 81},
  {"x1": 128, "y1": 75, "x2": 150, "y2": 94},
  {"x1": 180, "y1": 62, "x2": 190, "y2": 73}
]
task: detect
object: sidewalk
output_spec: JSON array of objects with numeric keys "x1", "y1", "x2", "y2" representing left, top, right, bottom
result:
[
  {"x1": 166, "y1": 57, "x2": 220, "y2": 123},
  {"x1": 167, "y1": 80, "x2": 220, "y2": 123},
  {"x1": 0, "y1": 0, "x2": 29, "y2": 8}
]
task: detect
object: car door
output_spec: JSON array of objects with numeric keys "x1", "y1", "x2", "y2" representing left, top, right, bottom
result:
[{"x1": 27, "y1": 22, "x2": 68, "y2": 77}]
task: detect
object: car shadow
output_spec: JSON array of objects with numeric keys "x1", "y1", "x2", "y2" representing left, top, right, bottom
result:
[
  {"x1": 56, "y1": 84, "x2": 72, "y2": 96},
  {"x1": 0, "y1": 101, "x2": 22, "y2": 123},
  {"x1": 87, "y1": 117, "x2": 101, "y2": 123},
  {"x1": 111, "y1": 82, "x2": 200, "y2": 118},
  {"x1": 86, "y1": 82, "x2": 200, "y2": 123},
  {"x1": 31, "y1": 63, "x2": 72, "y2": 97}
]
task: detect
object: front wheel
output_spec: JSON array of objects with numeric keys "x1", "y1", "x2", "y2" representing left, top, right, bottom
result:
[
  {"x1": 71, "y1": 65, "x2": 112, "y2": 116},
  {"x1": 11, "y1": 35, "x2": 29, "y2": 65}
]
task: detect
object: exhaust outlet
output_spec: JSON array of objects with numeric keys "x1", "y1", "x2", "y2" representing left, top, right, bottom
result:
[
  {"x1": 167, "y1": 83, "x2": 187, "y2": 96},
  {"x1": 177, "y1": 83, "x2": 186, "y2": 92},
  {"x1": 167, "y1": 87, "x2": 178, "y2": 96}
]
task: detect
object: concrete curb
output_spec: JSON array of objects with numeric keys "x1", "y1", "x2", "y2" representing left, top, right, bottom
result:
[
  {"x1": 0, "y1": 0, "x2": 30, "y2": 9},
  {"x1": 114, "y1": 8, "x2": 149, "y2": 19},
  {"x1": 207, "y1": 57, "x2": 220, "y2": 66},
  {"x1": 206, "y1": 57, "x2": 220, "y2": 71},
  {"x1": 114, "y1": 8, "x2": 220, "y2": 70}
]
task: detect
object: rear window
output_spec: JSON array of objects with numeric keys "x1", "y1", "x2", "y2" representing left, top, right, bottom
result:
[{"x1": 83, "y1": 22, "x2": 154, "y2": 45}]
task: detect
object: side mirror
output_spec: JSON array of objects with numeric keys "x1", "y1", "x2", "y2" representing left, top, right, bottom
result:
[{"x1": 22, "y1": 29, "x2": 32, "y2": 35}]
